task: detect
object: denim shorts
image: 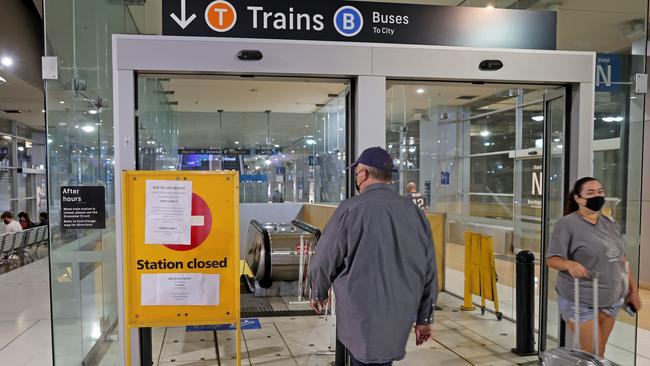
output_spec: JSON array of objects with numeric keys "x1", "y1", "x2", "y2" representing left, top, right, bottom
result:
[{"x1": 557, "y1": 296, "x2": 624, "y2": 322}]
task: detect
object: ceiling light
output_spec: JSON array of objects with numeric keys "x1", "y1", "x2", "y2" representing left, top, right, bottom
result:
[
  {"x1": 264, "y1": 159, "x2": 272, "y2": 165},
  {"x1": 484, "y1": 142, "x2": 491, "y2": 146},
  {"x1": 1, "y1": 57, "x2": 13, "y2": 67},
  {"x1": 416, "y1": 88, "x2": 425, "y2": 94},
  {"x1": 305, "y1": 125, "x2": 309, "y2": 128},
  {"x1": 0, "y1": 76, "x2": 6, "y2": 83},
  {"x1": 88, "y1": 109, "x2": 98, "y2": 115},
  {"x1": 47, "y1": 139, "x2": 53, "y2": 143},
  {"x1": 41, "y1": 109, "x2": 45, "y2": 113},
  {"x1": 81, "y1": 125, "x2": 95, "y2": 133},
  {"x1": 531, "y1": 115, "x2": 544, "y2": 122},
  {"x1": 234, "y1": 141, "x2": 239, "y2": 145},
  {"x1": 17, "y1": 146, "x2": 24, "y2": 151},
  {"x1": 2, "y1": 136, "x2": 12, "y2": 140},
  {"x1": 291, "y1": 150, "x2": 295, "y2": 153},
  {"x1": 601, "y1": 116, "x2": 623, "y2": 123},
  {"x1": 480, "y1": 130, "x2": 490, "y2": 137},
  {"x1": 274, "y1": 144, "x2": 279, "y2": 148},
  {"x1": 306, "y1": 139, "x2": 317, "y2": 145},
  {"x1": 59, "y1": 100, "x2": 65, "y2": 104},
  {"x1": 255, "y1": 166, "x2": 260, "y2": 170}
]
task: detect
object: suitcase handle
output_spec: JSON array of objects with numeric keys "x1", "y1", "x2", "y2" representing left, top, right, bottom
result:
[{"x1": 573, "y1": 273, "x2": 599, "y2": 356}]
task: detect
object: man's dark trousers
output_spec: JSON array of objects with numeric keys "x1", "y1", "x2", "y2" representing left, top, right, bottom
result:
[{"x1": 349, "y1": 354, "x2": 392, "y2": 366}]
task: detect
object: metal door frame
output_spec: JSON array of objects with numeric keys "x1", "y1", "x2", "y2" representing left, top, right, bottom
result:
[{"x1": 112, "y1": 34, "x2": 595, "y2": 365}]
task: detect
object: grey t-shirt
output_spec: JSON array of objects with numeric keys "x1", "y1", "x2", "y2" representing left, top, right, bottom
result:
[{"x1": 546, "y1": 212, "x2": 627, "y2": 307}]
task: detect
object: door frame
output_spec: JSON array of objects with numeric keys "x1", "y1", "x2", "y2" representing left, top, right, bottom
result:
[{"x1": 112, "y1": 34, "x2": 595, "y2": 365}]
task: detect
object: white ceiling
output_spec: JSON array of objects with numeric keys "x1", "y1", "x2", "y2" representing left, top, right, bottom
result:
[
  {"x1": 0, "y1": 65, "x2": 44, "y2": 130},
  {"x1": 156, "y1": 76, "x2": 349, "y2": 114}
]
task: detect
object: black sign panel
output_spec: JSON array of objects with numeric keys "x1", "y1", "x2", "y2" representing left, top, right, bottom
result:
[
  {"x1": 61, "y1": 186, "x2": 106, "y2": 229},
  {"x1": 162, "y1": 0, "x2": 556, "y2": 50}
]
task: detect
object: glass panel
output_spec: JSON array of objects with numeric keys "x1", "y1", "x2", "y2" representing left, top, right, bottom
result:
[
  {"x1": 386, "y1": 82, "x2": 567, "y2": 336},
  {"x1": 0, "y1": 135, "x2": 12, "y2": 167},
  {"x1": 469, "y1": 154, "x2": 513, "y2": 194},
  {"x1": 540, "y1": 93, "x2": 566, "y2": 352},
  {"x1": 470, "y1": 113, "x2": 516, "y2": 154},
  {"x1": 137, "y1": 74, "x2": 349, "y2": 205},
  {"x1": 45, "y1": 0, "x2": 124, "y2": 364}
]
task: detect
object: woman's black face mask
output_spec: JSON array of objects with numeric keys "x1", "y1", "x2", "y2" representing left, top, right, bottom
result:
[{"x1": 580, "y1": 195, "x2": 605, "y2": 212}]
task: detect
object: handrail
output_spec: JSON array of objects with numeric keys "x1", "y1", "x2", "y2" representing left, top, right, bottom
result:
[
  {"x1": 250, "y1": 220, "x2": 272, "y2": 288},
  {"x1": 291, "y1": 220, "x2": 322, "y2": 241}
]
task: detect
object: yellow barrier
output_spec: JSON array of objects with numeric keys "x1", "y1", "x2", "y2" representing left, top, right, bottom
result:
[{"x1": 461, "y1": 231, "x2": 503, "y2": 320}]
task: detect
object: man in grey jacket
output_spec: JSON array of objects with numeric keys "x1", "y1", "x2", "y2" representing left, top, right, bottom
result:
[{"x1": 308, "y1": 146, "x2": 438, "y2": 366}]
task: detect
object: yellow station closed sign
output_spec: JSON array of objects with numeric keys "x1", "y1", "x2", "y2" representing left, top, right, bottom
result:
[{"x1": 122, "y1": 171, "x2": 240, "y2": 328}]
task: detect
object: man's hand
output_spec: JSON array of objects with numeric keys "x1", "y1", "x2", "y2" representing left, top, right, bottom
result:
[
  {"x1": 415, "y1": 324, "x2": 432, "y2": 346},
  {"x1": 310, "y1": 298, "x2": 329, "y2": 315}
]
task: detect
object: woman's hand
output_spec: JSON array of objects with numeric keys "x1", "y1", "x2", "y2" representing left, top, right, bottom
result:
[
  {"x1": 566, "y1": 261, "x2": 589, "y2": 279},
  {"x1": 627, "y1": 290, "x2": 642, "y2": 312}
]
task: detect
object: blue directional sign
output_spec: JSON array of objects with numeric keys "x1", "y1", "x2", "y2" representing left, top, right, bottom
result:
[{"x1": 186, "y1": 318, "x2": 262, "y2": 332}]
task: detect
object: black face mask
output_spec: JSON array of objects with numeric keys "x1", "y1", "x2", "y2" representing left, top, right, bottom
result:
[
  {"x1": 581, "y1": 196, "x2": 605, "y2": 212},
  {"x1": 355, "y1": 171, "x2": 365, "y2": 193},
  {"x1": 3, "y1": 219, "x2": 8, "y2": 225}
]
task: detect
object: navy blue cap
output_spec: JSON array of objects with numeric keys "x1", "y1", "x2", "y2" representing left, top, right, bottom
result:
[{"x1": 350, "y1": 146, "x2": 394, "y2": 172}]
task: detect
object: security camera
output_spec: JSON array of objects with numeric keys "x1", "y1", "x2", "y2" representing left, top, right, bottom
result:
[
  {"x1": 478, "y1": 60, "x2": 504, "y2": 71},
  {"x1": 237, "y1": 50, "x2": 263, "y2": 61}
]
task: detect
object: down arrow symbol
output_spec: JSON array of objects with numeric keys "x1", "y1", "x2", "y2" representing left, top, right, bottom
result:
[{"x1": 170, "y1": 0, "x2": 197, "y2": 29}]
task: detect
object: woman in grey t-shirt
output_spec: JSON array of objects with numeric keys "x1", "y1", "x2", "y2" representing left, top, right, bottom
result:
[{"x1": 546, "y1": 177, "x2": 641, "y2": 356}]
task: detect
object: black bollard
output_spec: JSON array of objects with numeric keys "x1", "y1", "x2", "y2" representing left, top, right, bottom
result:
[{"x1": 511, "y1": 250, "x2": 537, "y2": 356}]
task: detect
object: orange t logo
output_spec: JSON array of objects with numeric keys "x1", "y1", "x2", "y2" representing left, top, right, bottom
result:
[{"x1": 205, "y1": 0, "x2": 237, "y2": 32}]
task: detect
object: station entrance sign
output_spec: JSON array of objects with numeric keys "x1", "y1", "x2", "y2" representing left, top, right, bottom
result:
[{"x1": 162, "y1": 0, "x2": 556, "y2": 50}]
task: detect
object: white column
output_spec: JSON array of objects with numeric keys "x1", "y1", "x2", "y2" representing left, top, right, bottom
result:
[
  {"x1": 570, "y1": 81, "x2": 595, "y2": 183},
  {"x1": 113, "y1": 64, "x2": 139, "y2": 366},
  {"x1": 355, "y1": 76, "x2": 386, "y2": 157}
]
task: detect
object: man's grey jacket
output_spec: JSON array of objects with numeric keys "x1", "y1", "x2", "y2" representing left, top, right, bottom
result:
[{"x1": 308, "y1": 183, "x2": 438, "y2": 364}]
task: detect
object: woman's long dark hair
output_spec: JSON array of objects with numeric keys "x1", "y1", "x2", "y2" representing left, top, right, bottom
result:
[{"x1": 565, "y1": 177, "x2": 599, "y2": 215}]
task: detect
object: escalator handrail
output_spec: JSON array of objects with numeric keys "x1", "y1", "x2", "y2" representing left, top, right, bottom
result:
[
  {"x1": 291, "y1": 220, "x2": 322, "y2": 241},
  {"x1": 250, "y1": 220, "x2": 272, "y2": 287}
]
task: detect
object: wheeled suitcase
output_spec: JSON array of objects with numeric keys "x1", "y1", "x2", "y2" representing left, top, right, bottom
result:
[{"x1": 540, "y1": 275, "x2": 612, "y2": 366}]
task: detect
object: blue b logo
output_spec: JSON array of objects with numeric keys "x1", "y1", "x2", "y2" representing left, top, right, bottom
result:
[{"x1": 334, "y1": 6, "x2": 363, "y2": 37}]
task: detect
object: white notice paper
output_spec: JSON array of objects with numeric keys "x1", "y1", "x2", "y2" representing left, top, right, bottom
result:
[
  {"x1": 145, "y1": 180, "x2": 192, "y2": 245},
  {"x1": 141, "y1": 273, "x2": 221, "y2": 306}
]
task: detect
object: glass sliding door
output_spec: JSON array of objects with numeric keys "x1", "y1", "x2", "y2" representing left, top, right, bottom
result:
[
  {"x1": 386, "y1": 81, "x2": 568, "y2": 350},
  {"x1": 538, "y1": 88, "x2": 567, "y2": 353}
]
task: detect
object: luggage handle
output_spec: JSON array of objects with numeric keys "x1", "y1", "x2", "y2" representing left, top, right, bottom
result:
[{"x1": 573, "y1": 273, "x2": 599, "y2": 356}]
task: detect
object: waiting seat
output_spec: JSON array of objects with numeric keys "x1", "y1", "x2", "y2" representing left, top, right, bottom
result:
[
  {"x1": 34, "y1": 226, "x2": 49, "y2": 257},
  {"x1": 8, "y1": 231, "x2": 31, "y2": 265}
]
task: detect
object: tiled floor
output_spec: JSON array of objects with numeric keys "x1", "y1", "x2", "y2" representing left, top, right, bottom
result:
[
  {"x1": 0, "y1": 256, "x2": 52, "y2": 366},
  {"x1": 124, "y1": 292, "x2": 539, "y2": 366},
  {"x1": 6, "y1": 253, "x2": 650, "y2": 365}
]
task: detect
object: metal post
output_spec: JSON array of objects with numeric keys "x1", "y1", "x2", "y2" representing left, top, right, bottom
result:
[
  {"x1": 139, "y1": 327, "x2": 153, "y2": 366},
  {"x1": 511, "y1": 250, "x2": 537, "y2": 356},
  {"x1": 297, "y1": 235, "x2": 304, "y2": 301}
]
